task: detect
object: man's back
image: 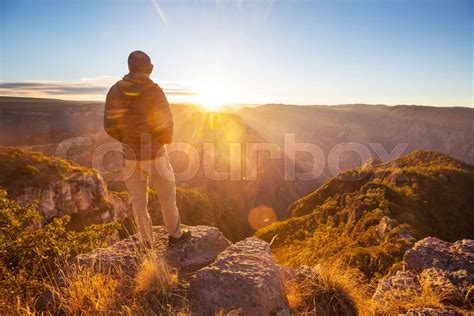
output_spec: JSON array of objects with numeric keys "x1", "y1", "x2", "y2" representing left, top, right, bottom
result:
[{"x1": 104, "y1": 72, "x2": 173, "y2": 161}]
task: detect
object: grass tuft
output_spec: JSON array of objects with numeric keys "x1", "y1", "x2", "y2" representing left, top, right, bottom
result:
[
  {"x1": 49, "y1": 252, "x2": 187, "y2": 314},
  {"x1": 134, "y1": 255, "x2": 179, "y2": 296},
  {"x1": 285, "y1": 263, "x2": 373, "y2": 315},
  {"x1": 374, "y1": 276, "x2": 453, "y2": 314},
  {"x1": 52, "y1": 265, "x2": 120, "y2": 314}
]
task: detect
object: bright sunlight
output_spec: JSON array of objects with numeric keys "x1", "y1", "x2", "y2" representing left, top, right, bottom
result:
[{"x1": 197, "y1": 83, "x2": 227, "y2": 111}]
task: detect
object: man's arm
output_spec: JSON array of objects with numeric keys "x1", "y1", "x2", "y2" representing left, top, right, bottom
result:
[
  {"x1": 104, "y1": 86, "x2": 126, "y2": 142},
  {"x1": 151, "y1": 86, "x2": 174, "y2": 144}
]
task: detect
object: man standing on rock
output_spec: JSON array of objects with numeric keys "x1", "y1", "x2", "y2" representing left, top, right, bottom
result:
[{"x1": 104, "y1": 50, "x2": 190, "y2": 247}]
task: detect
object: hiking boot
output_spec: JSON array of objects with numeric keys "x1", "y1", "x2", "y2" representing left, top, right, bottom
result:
[{"x1": 168, "y1": 230, "x2": 192, "y2": 245}]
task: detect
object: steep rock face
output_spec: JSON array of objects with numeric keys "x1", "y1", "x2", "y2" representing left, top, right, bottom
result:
[
  {"x1": 373, "y1": 237, "x2": 474, "y2": 310},
  {"x1": 189, "y1": 237, "x2": 289, "y2": 315},
  {"x1": 69, "y1": 225, "x2": 231, "y2": 276},
  {"x1": 14, "y1": 173, "x2": 125, "y2": 225},
  {"x1": 0, "y1": 147, "x2": 128, "y2": 229}
]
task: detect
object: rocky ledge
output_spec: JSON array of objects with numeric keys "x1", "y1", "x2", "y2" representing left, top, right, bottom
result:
[
  {"x1": 50, "y1": 228, "x2": 473, "y2": 315},
  {"x1": 70, "y1": 225, "x2": 231, "y2": 276},
  {"x1": 62, "y1": 225, "x2": 290, "y2": 315},
  {"x1": 373, "y1": 237, "x2": 474, "y2": 314}
]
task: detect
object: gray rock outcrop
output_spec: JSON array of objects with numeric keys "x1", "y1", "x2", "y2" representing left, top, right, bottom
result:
[
  {"x1": 188, "y1": 237, "x2": 289, "y2": 315},
  {"x1": 69, "y1": 225, "x2": 231, "y2": 276},
  {"x1": 403, "y1": 237, "x2": 474, "y2": 275},
  {"x1": 7, "y1": 171, "x2": 128, "y2": 228},
  {"x1": 0, "y1": 146, "x2": 129, "y2": 228},
  {"x1": 373, "y1": 237, "x2": 474, "y2": 311}
]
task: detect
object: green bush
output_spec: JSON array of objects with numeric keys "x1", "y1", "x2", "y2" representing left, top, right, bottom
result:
[{"x1": 0, "y1": 190, "x2": 120, "y2": 312}]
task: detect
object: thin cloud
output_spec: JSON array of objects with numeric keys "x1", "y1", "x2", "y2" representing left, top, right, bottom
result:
[
  {"x1": 0, "y1": 82, "x2": 108, "y2": 94},
  {"x1": 0, "y1": 77, "x2": 198, "y2": 101},
  {"x1": 164, "y1": 88, "x2": 197, "y2": 96}
]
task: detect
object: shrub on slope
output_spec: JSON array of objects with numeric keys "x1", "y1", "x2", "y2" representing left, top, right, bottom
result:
[
  {"x1": 256, "y1": 150, "x2": 474, "y2": 279},
  {"x1": 0, "y1": 190, "x2": 118, "y2": 313}
]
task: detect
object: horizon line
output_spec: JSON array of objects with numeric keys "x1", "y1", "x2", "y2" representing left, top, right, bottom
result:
[{"x1": 0, "y1": 95, "x2": 472, "y2": 109}]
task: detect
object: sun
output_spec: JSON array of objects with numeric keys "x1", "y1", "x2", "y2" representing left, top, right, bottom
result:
[{"x1": 197, "y1": 84, "x2": 226, "y2": 111}]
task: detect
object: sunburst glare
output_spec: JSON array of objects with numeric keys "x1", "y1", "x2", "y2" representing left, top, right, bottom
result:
[{"x1": 197, "y1": 83, "x2": 227, "y2": 111}]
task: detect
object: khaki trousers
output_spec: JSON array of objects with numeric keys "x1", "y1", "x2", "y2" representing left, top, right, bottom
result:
[{"x1": 124, "y1": 149, "x2": 182, "y2": 242}]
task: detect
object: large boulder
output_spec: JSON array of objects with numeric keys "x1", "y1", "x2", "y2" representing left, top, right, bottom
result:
[
  {"x1": 189, "y1": 237, "x2": 289, "y2": 315},
  {"x1": 69, "y1": 225, "x2": 231, "y2": 276},
  {"x1": 404, "y1": 237, "x2": 474, "y2": 275},
  {"x1": 373, "y1": 237, "x2": 474, "y2": 311}
]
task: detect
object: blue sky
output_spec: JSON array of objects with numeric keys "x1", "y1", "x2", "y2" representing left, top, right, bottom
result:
[{"x1": 0, "y1": 0, "x2": 472, "y2": 106}]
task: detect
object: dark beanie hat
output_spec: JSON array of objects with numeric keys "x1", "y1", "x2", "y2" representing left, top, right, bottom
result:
[{"x1": 128, "y1": 50, "x2": 152, "y2": 73}]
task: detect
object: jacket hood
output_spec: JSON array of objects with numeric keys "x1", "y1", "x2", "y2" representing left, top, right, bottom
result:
[{"x1": 116, "y1": 73, "x2": 155, "y2": 98}]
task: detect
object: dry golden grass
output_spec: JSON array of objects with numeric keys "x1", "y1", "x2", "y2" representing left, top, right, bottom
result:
[
  {"x1": 284, "y1": 263, "x2": 373, "y2": 316},
  {"x1": 134, "y1": 254, "x2": 179, "y2": 296},
  {"x1": 373, "y1": 276, "x2": 450, "y2": 314},
  {"x1": 415, "y1": 280, "x2": 450, "y2": 309},
  {"x1": 53, "y1": 265, "x2": 120, "y2": 314},
  {"x1": 48, "y1": 252, "x2": 188, "y2": 315},
  {"x1": 132, "y1": 253, "x2": 186, "y2": 314},
  {"x1": 464, "y1": 285, "x2": 474, "y2": 309},
  {"x1": 4, "y1": 297, "x2": 37, "y2": 316}
]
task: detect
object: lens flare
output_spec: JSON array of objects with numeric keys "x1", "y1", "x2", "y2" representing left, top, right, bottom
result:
[{"x1": 247, "y1": 205, "x2": 277, "y2": 230}]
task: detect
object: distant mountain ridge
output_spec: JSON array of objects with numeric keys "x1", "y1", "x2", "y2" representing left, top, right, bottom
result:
[{"x1": 236, "y1": 102, "x2": 474, "y2": 167}]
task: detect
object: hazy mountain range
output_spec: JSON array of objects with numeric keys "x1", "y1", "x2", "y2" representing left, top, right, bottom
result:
[{"x1": 1, "y1": 97, "x2": 473, "y2": 227}]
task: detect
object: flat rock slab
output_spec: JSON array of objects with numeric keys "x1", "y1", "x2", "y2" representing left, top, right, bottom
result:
[
  {"x1": 189, "y1": 237, "x2": 289, "y2": 315},
  {"x1": 69, "y1": 225, "x2": 231, "y2": 276}
]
